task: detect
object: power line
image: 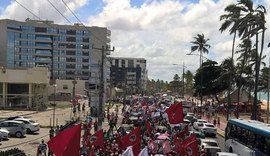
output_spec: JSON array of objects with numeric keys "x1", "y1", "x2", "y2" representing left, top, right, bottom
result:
[
  {"x1": 47, "y1": 0, "x2": 73, "y2": 25},
  {"x1": 48, "y1": 0, "x2": 104, "y2": 45},
  {"x1": 60, "y1": 0, "x2": 107, "y2": 45},
  {"x1": 14, "y1": 0, "x2": 41, "y2": 20}
]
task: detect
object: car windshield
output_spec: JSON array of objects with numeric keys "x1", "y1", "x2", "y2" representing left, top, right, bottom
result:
[
  {"x1": 205, "y1": 124, "x2": 215, "y2": 128},
  {"x1": 198, "y1": 123, "x2": 203, "y2": 126},
  {"x1": 202, "y1": 142, "x2": 218, "y2": 147},
  {"x1": 29, "y1": 120, "x2": 36, "y2": 123},
  {"x1": 199, "y1": 120, "x2": 207, "y2": 123}
]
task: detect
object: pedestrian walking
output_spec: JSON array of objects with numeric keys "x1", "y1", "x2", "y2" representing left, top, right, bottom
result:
[
  {"x1": 217, "y1": 117, "x2": 220, "y2": 127},
  {"x1": 213, "y1": 118, "x2": 217, "y2": 126},
  {"x1": 38, "y1": 139, "x2": 47, "y2": 156},
  {"x1": 82, "y1": 103, "x2": 85, "y2": 116},
  {"x1": 94, "y1": 120, "x2": 98, "y2": 132},
  {"x1": 55, "y1": 125, "x2": 60, "y2": 135},
  {"x1": 49, "y1": 127, "x2": 54, "y2": 138}
]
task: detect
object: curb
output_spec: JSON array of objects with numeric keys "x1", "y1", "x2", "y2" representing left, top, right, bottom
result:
[{"x1": 217, "y1": 129, "x2": 225, "y2": 138}]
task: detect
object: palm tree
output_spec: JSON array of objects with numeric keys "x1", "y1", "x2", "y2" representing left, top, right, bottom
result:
[
  {"x1": 220, "y1": 4, "x2": 241, "y2": 120},
  {"x1": 236, "y1": 0, "x2": 267, "y2": 120},
  {"x1": 190, "y1": 33, "x2": 211, "y2": 110}
]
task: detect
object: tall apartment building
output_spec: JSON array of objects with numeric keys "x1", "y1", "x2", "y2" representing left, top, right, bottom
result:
[
  {"x1": 108, "y1": 57, "x2": 147, "y2": 95},
  {"x1": 0, "y1": 19, "x2": 111, "y2": 85}
]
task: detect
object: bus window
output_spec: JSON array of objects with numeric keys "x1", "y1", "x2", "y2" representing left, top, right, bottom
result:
[
  {"x1": 241, "y1": 128, "x2": 248, "y2": 144},
  {"x1": 266, "y1": 137, "x2": 270, "y2": 155},
  {"x1": 256, "y1": 135, "x2": 265, "y2": 153},
  {"x1": 248, "y1": 131, "x2": 256, "y2": 148},
  {"x1": 236, "y1": 126, "x2": 242, "y2": 140},
  {"x1": 231, "y1": 124, "x2": 237, "y2": 138}
]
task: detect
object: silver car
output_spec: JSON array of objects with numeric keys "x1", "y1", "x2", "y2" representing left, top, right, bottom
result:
[{"x1": 0, "y1": 120, "x2": 26, "y2": 138}]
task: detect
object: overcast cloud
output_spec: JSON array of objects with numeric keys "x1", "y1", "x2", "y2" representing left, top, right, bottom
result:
[{"x1": 1, "y1": 0, "x2": 270, "y2": 81}]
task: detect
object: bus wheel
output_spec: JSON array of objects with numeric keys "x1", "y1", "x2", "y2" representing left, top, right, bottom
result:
[{"x1": 229, "y1": 147, "x2": 233, "y2": 153}]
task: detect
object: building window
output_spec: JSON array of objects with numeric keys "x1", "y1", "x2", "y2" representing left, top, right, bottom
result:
[{"x1": 63, "y1": 85, "x2": 68, "y2": 90}]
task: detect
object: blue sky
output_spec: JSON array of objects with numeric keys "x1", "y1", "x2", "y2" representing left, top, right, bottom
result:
[{"x1": 0, "y1": 0, "x2": 270, "y2": 81}]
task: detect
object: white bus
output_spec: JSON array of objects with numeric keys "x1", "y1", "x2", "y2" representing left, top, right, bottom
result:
[{"x1": 225, "y1": 119, "x2": 270, "y2": 156}]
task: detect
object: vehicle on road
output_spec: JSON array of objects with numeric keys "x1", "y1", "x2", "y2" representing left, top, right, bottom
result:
[
  {"x1": 14, "y1": 118, "x2": 40, "y2": 133},
  {"x1": 216, "y1": 152, "x2": 239, "y2": 156},
  {"x1": 188, "y1": 130, "x2": 205, "y2": 139},
  {"x1": 193, "y1": 119, "x2": 207, "y2": 130},
  {"x1": 0, "y1": 128, "x2": 10, "y2": 140},
  {"x1": 201, "y1": 123, "x2": 217, "y2": 137},
  {"x1": 0, "y1": 120, "x2": 26, "y2": 138},
  {"x1": 225, "y1": 119, "x2": 270, "y2": 156},
  {"x1": 200, "y1": 139, "x2": 221, "y2": 156}
]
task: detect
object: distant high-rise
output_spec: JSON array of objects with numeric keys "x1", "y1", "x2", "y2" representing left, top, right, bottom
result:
[
  {"x1": 108, "y1": 57, "x2": 147, "y2": 95},
  {"x1": 0, "y1": 19, "x2": 111, "y2": 83}
]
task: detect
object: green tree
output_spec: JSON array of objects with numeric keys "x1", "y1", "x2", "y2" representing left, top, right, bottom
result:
[
  {"x1": 194, "y1": 60, "x2": 229, "y2": 102},
  {"x1": 220, "y1": 3, "x2": 241, "y2": 119},
  {"x1": 185, "y1": 70, "x2": 194, "y2": 96},
  {"x1": 236, "y1": 0, "x2": 267, "y2": 120}
]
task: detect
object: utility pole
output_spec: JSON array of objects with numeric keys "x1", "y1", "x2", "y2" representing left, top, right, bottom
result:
[
  {"x1": 92, "y1": 45, "x2": 115, "y2": 129},
  {"x1": 267, "y1": 57, "x2": 270, "y2": 123},
  {"x1": 182, "y1": 62, "x2": 185, "y2": 98}
]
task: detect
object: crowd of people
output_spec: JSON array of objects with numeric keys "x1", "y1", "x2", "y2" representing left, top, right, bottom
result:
[{"x1": 80, "y1": 99, "x2": 202, "y2": 156}]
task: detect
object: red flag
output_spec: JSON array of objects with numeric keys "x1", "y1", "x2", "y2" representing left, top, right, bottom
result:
[
  {"x1": 181, "y1": 134, "x2": 198, "y2": 156},
  {"x1": 165, "y1": 102, "x2": 183, "y2": 124},
  {"x1": 48, "y1": 124, "x2": 81, "y2": 156},
  {"x1": 173, "y1": 137, "x2": 182, "y2": 153},
  {"x1": 91, "y1": 129, "x2": 104, "y2": 146},
  {"x1": 132, "y1": 141, "x2": 141, "y2": 156},
  {"x1": 174, "y1": 125, "x2": 188, "y2": 138},
  {"x1": 162, "y1": 140, "x2": 172, "y2": 154},
  {"x1": 145, "y1": 120, "x2": 152, "y2": 132},
  {"x1": 149, "y1": 139, "x2": 158, "y2": 154},
  {"x1": 183, "y1": 139, "x2": 198, "y2": 156},
  {"x1": 119, "y1": 127, "x2": 141, "y2": 150}
]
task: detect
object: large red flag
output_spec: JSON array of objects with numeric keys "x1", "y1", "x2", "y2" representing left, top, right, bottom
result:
[
  {"x1": 183, "y1": 139, "x2": 198, "y2": 156},
  {"x1": 48, "y1": 124, "x2": 81, "y2": 156},
  {"x1": 91, "y1": 129, "x2": 104, "y2": 146},
  {"x1": 165, "y1": 102, "x2": 183, "y2": 124},
  {"x1": 119, "y1": 127, "x2": 141, "y2": 150},
  {"x1": 181, "y1": 134, "x2": 198, "y2": 156},
  {"x1": 132, "y1": 141, "x2": 141, "y2": 156}
]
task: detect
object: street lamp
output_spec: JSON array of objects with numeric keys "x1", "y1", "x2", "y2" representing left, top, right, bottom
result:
[
  {"x1": 173, "y1": 62, "x2": 186, "y2": 97},
  {"x1": 52, "y1": 84, "x2": 57, "y2": 128}
]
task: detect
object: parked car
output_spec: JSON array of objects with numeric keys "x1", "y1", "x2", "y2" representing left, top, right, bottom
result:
[
  {"x1": 200, "y1": 139, "x2": 221, "y2": 156},
  {"x1": 14, "y1": 118, "x2": 40, "y2": 133},
  {"x1": 193, "y1": 119, "x2": 208, "y2": 130},
  {"x1": 0, "y1": 120, "x2": 26, "y2": 138},
  {"x1": 184, "y1": 115, "x2": 197, "y2": 125},
  {"x1": 0, "y1": 128, "x2": 10, "y2": 140},
  {"x1": 7, "y1": 116, "x2": 28, "y2": 120},
  {"x1": 200, "y1": 123, "x2": 217, "y2": 137},
  {"x1": 216, "y1": 152, "x2": 239, "y2": 156},
  {"x1": 188, "y1": 130, "x2": 205, "y2": 139}
]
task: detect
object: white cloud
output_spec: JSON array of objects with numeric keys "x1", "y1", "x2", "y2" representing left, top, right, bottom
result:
[{"x1": 0, "y1": 0, "x2": 88, "y2": 23}]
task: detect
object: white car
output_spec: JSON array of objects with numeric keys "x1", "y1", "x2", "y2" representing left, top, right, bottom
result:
[
  {"x1": 0, "y1": 128, "x2": 10, "y2": 140},
  {"x1": 14, "y1": 118, "x2": 40, "y2": 134},
  {"x1": 200, "y1": 139, "x2": 221, "y2": 156},
  {"x1": 201, "y1": 123, "x2": 217, "y2": 137},
  {"x1": 216, "y1": 152, "x2": 239, "y2": 156},
  {"x1": 0, "y1": 120, "x2": 26, "y2": 137},
  {"x1": 193, "y1": 119, "x2": 208, "y2": 130}
]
